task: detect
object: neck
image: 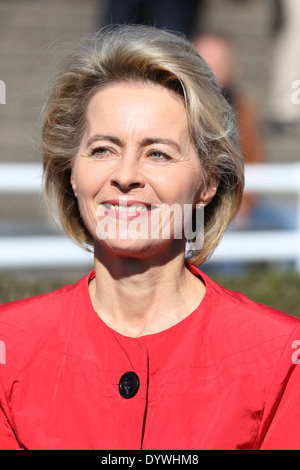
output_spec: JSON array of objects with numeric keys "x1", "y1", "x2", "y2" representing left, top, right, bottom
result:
[{"x1": 89, "y1": 244, "x2": 205, "y2": 337}]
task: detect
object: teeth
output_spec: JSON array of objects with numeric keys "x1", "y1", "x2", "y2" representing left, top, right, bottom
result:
[
  {"x1": 127, "y1": 205, "x2": 147, "y2": 212},
  {"x1": 104, "y1": 203, "x2": 148, "y2": 212}
]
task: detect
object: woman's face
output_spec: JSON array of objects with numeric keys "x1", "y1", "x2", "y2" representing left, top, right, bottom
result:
[{"x1": 71, "y1": 82, "x2": 216, "y2": 258}]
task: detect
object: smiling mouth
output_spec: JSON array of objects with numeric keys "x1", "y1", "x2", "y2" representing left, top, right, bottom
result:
[
  {"x1": 100, "y1": 201, "x2": 159, "y2": 219},
  {"x1": 103, "y1": 202, "x2": 150, "y2": 212}
]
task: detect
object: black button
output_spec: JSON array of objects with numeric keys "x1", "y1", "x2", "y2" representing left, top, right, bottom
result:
[{"x1": 119, "y1": 371, "x2": 139, "y2": 399}]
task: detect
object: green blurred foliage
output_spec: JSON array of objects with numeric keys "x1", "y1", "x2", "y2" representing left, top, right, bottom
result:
[{"x1": 0, "y1": 266, "x2": 299, "y2": 318}]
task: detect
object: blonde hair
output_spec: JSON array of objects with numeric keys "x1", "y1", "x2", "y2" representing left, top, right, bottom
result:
[{"x1": 42, "y1": 24, "x2": 244, "y2": 265}]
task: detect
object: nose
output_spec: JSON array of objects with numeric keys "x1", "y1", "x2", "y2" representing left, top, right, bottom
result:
[{"x1": 110, "y1": 154, "x2": 145, "y2": 191}]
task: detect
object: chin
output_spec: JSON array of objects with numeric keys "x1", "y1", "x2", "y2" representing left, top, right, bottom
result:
[
  {"x1": 95, "y1": 235, "x2": 180, "y2": 260},
  {"x1": 96, "y1": 237, "x2": 157, "y2": 255}
]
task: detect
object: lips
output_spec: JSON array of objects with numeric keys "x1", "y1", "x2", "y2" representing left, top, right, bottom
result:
[{"x1": 102, "y1": 199, "x2": 152, "y2": 208}]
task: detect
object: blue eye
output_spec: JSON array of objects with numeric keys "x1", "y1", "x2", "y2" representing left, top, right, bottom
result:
[
  {"x1": 148, "y1": 151, "x2": 171, "y2": 162},
  {"x1": 90, "y1": 147, "x2": 112, "y2": 158}
]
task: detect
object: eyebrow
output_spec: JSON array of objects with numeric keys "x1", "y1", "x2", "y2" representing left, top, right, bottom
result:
[
  {"x1": 85, "y1": 134, "x2": 122, "y2": 148},
  {"x1": 140, "y1": 137, "x2": 182, "y2": 153},
  {"x1": 85, "y1": 134, "x2": 182, "y2": 153}
]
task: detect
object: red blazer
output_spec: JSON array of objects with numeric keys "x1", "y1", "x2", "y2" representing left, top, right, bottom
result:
[{"x1": 1, "y1": 264, "x2": 300, "y2": 450}]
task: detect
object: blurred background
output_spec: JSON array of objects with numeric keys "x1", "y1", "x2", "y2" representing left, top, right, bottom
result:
[{"x1": 0, "y1": 0, "x2": 299, "y2": 315}]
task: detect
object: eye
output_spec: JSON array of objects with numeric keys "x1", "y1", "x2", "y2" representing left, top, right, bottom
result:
[
  {"x1": 147, "y1": 150, "x2": 172, "y2": 162},
  {"x1": 90, "y1": 146, "x2": 114, "y2": 159}
]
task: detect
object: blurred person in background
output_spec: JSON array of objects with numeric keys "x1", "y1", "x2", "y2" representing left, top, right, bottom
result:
[
  {"x1": 1, "y1": 25, "x2": 300, "y2": 450},
  {"x1": 101, "y1": 0, "x2": 205, "y2": 37},
  {"x1": 194, "y1": 32, "x2": 296, "y2": 232},
  {"x1": 193, "y1": 32, "x2": 265, "y2": 230}
]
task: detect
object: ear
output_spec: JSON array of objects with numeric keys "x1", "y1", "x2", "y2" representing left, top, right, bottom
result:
[
  {"x1": 199, "y1": 182, "x2": 218, "y2": 207},
  {"x1": 70, "y1": 169, "x2": 77, "y2": 196}
]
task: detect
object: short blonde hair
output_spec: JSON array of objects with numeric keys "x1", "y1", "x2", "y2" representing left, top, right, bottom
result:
[{"x1": 42, "y1": 24, "x2": 244, "y2": 265}]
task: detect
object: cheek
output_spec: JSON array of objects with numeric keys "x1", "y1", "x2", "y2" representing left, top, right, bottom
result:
[
  {"x1": 158, "y1": 169, "x2": 202, "y2": 205},
  {"x1": 73, "y1": 164, "x2": 105, "y2": 197}
]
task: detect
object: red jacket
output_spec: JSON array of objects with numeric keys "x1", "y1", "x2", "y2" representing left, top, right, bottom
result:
[{"x1": 1, "y1": 264, "x2": 300, "y2": 450}]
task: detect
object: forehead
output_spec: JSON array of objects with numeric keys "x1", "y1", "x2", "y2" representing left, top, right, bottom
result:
[{"x1": 85, "y1": 82, "x2": 189, "y2": 137}]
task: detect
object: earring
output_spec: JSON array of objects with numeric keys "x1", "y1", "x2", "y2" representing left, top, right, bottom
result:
[{"x1": 185, "y1": 202, "x2": 205, "y2": 257}]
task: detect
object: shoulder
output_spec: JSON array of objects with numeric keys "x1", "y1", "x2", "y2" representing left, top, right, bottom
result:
[
  {"x1": 0, "y1": 271, "x2": 92, "y2": 348},
  {"x1": 189, "y1": 264, "x2": 300, "y2": 341},
  {"x1": 209, "y1": 273, "x2": 300, "y2": 330},
  {"x1": 0, "y1": 274, "x2": 86, "y2": 317},
  {"x1": 0, "y1": 271, "x2": 95, "y2": 407},
  {"x1": 191, "y1": 266, "x2": 300, "y2": 419},
  {"x1": 0, "y1": 271, "x2": 93, "y2": 390}
]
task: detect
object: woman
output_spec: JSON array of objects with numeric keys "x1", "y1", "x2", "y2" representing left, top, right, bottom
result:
[{"x1": 1, "y1": 24, "x2": 300, "y2": 450}]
